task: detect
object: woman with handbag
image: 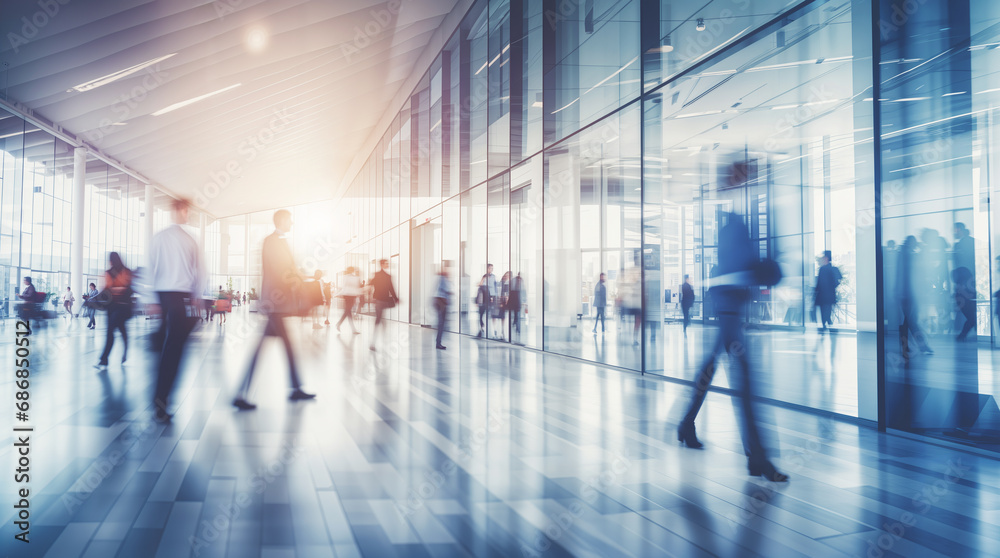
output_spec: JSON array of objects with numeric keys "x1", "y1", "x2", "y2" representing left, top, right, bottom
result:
[
  {"x1": 96, "y1": 252, "x2": 133, "y2": 370},
  {"x1": 83, "y1": 283, "x2": 98, "y2": 329}
]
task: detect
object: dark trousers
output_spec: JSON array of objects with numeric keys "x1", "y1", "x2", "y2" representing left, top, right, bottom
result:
[
  {"x1": 899, "y1": 297, "x2": 929, "y2": 354},
  {"x1": 593, "y1": 307, "x2": 605, "y2": 332},
  {"x1": 435, "y1": 298, "x2": 447, "y2": 346},
  {"x1": 154, "y1": 292, "x2": 194, "y2": 414},
  {"x1": 477, "y1": 305, "x2": 487, "y2": 336},
  {"x1": 237, "y1": 313, "x2": 301, "y2": 397},
  {"x1": 336, "y1": 296, "x2": 357, "y2": 330},
  {"x1": 510, "y1": 307, "x2": 520, "y2": 335},
  {"x1": 819, "y1": 304, "x2": 833, "y2": 333},
  {"x1": 99, "y1": 304, "x2": 130, "y2": 364},
  {"x1": 682, "y1": 305, "x2": 692, "y2": 332},
  {"x1": 682, "y1": 311, "x2": 767, "y2": 464},
  {"x1": 955, "y1": 292, "x2": 977, "y2": 339}
]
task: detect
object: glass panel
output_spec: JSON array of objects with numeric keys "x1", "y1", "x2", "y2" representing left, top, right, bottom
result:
[
  {"x1": 544, "y1": 0, "x2": 640, "y2": 144},
  {"x1": 461, "y1": 183, "x2": 487, "y2": 335},
  {"x1": 510, "y1": 155, "x2": 543, "y2": 347},
  {"x1": 880, "y1": 0, "x2": 1000, "y2": 448},
  {"x1": 642, "y1": 0, "x2": 795, "y2": 92},
  {"x1": 642, "y1": 0, "x2": 870, "y2": 417},
  {"x1": 487, "y1": 173, "x2": 509, "y2": 340},
  {"x1": 488, "y1": 0, "x2": 511, "y2": 177},
  {"x1": 511, "y1": 0, "x2": 543, "y2": 163},
  {"x1": 544, "y1": 105, "x2": 641, "y2": 370}
]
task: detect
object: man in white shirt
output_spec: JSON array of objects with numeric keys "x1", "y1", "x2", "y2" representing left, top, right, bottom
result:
[{"x1": 149, "y1": 197, "x2": 205, "y2": 422}]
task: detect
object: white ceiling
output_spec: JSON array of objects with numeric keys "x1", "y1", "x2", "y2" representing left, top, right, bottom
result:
[{"x1": 0, "y1": 0, "x2": 466, "y2": 217}]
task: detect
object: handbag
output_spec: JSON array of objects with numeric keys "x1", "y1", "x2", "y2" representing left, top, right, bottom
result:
[{"x1": 90, "y1": 289, "x2": 113, "y2": 310}]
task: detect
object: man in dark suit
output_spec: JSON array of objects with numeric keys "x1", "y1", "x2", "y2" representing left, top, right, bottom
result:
[
  {"x1": 681, "y1": 274, "x2": 695, "y2": 336},
  {"x1": 369, "y1": 258, "x2": 398, "y2": 351},
  {"x1": 233, "y1": 209, "x2": 315, "y2": 410},
  {"x1": 814, "y1": 250, "x2": 841, "y2": 336}
]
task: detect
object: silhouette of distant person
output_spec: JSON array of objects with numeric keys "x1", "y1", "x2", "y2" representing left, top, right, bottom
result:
[
  {"x1": 593, "y1": 273, "x2": 607, "y2": 334},
  {"x1": 814, "y1": 250, "x2": 842, "y2": 336},
  {"x1": 369, "y1": 258, "x2": 398, "y2": 351},
  {"x1": 476, "y1": 275, "x2": 489, "y2": 338},
  {"x1": 96, "y1": 252, "x2": 132, "y2": 370},
  {"x1": 83, "y1": 282, "x2": 98, "y2": 329},
  {"x1": 433, "y1": 265, "x2": 452, "y2": 350},
  {"x1": 677, "y1": 170, "x2": 787, "y2": 482},
  {"x1": 335, "y1": 266, "x2": 362, "y2": 334},
  {"x1": 19, "y1": 276, "x2": 36, "y2": 302},
  {"x1": 953, "y1": 222, "x2": 977, "y2": 341},
  {"x1": 63, "y1": 286, "x2": 75, "y2": 318},
  {"x1": 233, "y1": 209, "x2": 315, "y2": 410},
  {"x1": 509, "y1": 272, "x2": 524, "y2": 340},
  {"x1": 149, "y1": 198, "x2": 204, "y2": 422},
  {"x1": 681, "y1": 274, "x2": 694, "y2": 336},
  {"x1": 897, "y1": 235, "x2": 933, "y2": 358}
]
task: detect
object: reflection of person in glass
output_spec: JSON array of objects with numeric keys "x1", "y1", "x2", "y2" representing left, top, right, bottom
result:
[
  {"x1": 619, "y1": 266, "x2": 642, "y2": 345},
  {"x1": 952, "y1": 222, "x2": 976, "y2": 341},
  {"x1": 677, "y1": 165, "x2": 787, "y2": 482},
  {"x1": 897, "y1": 235, "x2": 933, "y2": 358}
]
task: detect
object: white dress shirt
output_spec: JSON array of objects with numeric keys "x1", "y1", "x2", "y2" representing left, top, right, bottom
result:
[{"x1": 149, "y1": 223, "x2": 205, "y2": 296}]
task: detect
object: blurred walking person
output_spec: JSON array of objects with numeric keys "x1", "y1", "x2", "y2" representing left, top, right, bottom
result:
[
  {"x1": 953, "y1": 222, "x2": 977, "y2": 341},
  {"x1": 433, "y1": 265, "x2": 452, "y2": 350},
  {"x1": 814, "y1": 250, "x2": 842, "y2": 336},
  {"x1": 475, "y1": 275, "x2": 489, "y2": 337},
  {"x1": 592, "y1": 273, "x2": 607, "y2": 334},
  {"x1": 676, "y1": 181, "x2": 788, "y2": 482},
  {"x1": 233, "y1": 210, "x2": 315, "y2": 409},
  {"x1": 681, "y1": 275, "x2": 694, "y2": 337},
  {"x1": 64, "y1": 286, "x2": 75, "y2": 318},
  {"x1": 369, "y1": 259, "x2": 398, "y2": 351},
  {"x1": 149, "y1": 198, "x2": 205, "y2": 422},
  {"x1": 509, "y1": 272, "x2": 524, "y2": 341},
  {"x1": 335, "y1": 267, "x2": 362, "y2": 334},
  {"x1": 83, "y1": 283, "x2": 98, "y2": 329},
  {"x1": 898, "y1": 235, "x2": 933, "y2": 358},
  {"x1": 96, "y1": 252, "x2": 133, "y2": 370}
]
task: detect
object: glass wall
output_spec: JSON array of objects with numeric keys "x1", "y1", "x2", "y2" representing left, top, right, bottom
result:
[
  {"x1": 0, "y1": 107, "x2": 147, "y2": 314},
  {"x1": 879, "y1": 0, "x2": 1000, "y2": 449},
  {"x1": 193, "y1": 0, "x2": 1000, "y2": 452}
]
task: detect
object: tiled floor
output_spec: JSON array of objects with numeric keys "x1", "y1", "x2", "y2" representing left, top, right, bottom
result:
[{"x1": 1, "y1": 309, "x2": 999, "y2": 557}]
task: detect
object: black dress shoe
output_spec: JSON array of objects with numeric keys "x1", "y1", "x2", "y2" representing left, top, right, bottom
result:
[
  {"x1": 677, "y1": 422, "x2": 704, "y2": 449},
  {"x1": 154, "y1": 410, "x2": 172, "y2": 423},
  {"x1": 289, "y1": 389, "x2": 316, "y2": 401},
  {"x1": 749, "y1": 460, "x2": 789, "y2": 482},
  {"x1": 436, "y1": 345, "x2": 446, "y2": 350},
  {"x1": 232, "y1": 398, "x2": 257, "y2": 410}
]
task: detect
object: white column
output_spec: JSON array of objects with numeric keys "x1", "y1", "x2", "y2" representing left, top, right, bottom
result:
[
  {"x1": 70, "y1": 147, "x2": 87, "y2": 314},
  {"x1": 145, "y1": 183, "x2": 155, "y2": 263}
]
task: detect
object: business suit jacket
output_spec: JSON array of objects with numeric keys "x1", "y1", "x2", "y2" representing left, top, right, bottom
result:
[
  {"x1": 371, "y1": 270, "x2": 397, "y2": 303},
  {"x1": 261, "y1": 231, "x2": 300, "y2": 314}
]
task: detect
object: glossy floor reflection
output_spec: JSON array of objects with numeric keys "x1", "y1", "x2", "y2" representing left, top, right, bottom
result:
[{"x1": 2, "y1": 310, "x2": 1000, "y2": 557}]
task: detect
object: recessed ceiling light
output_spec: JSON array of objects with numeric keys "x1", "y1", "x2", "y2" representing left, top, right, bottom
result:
[
  {"x1": 70, "y1": 54, "x2": 176, "y2": 92},
  {"x1": 246, "y1": 26, "x2": 269, "y2": 53},
  {"x1": 151, "y1": 83, "x2": 242, "y2": 116}
]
